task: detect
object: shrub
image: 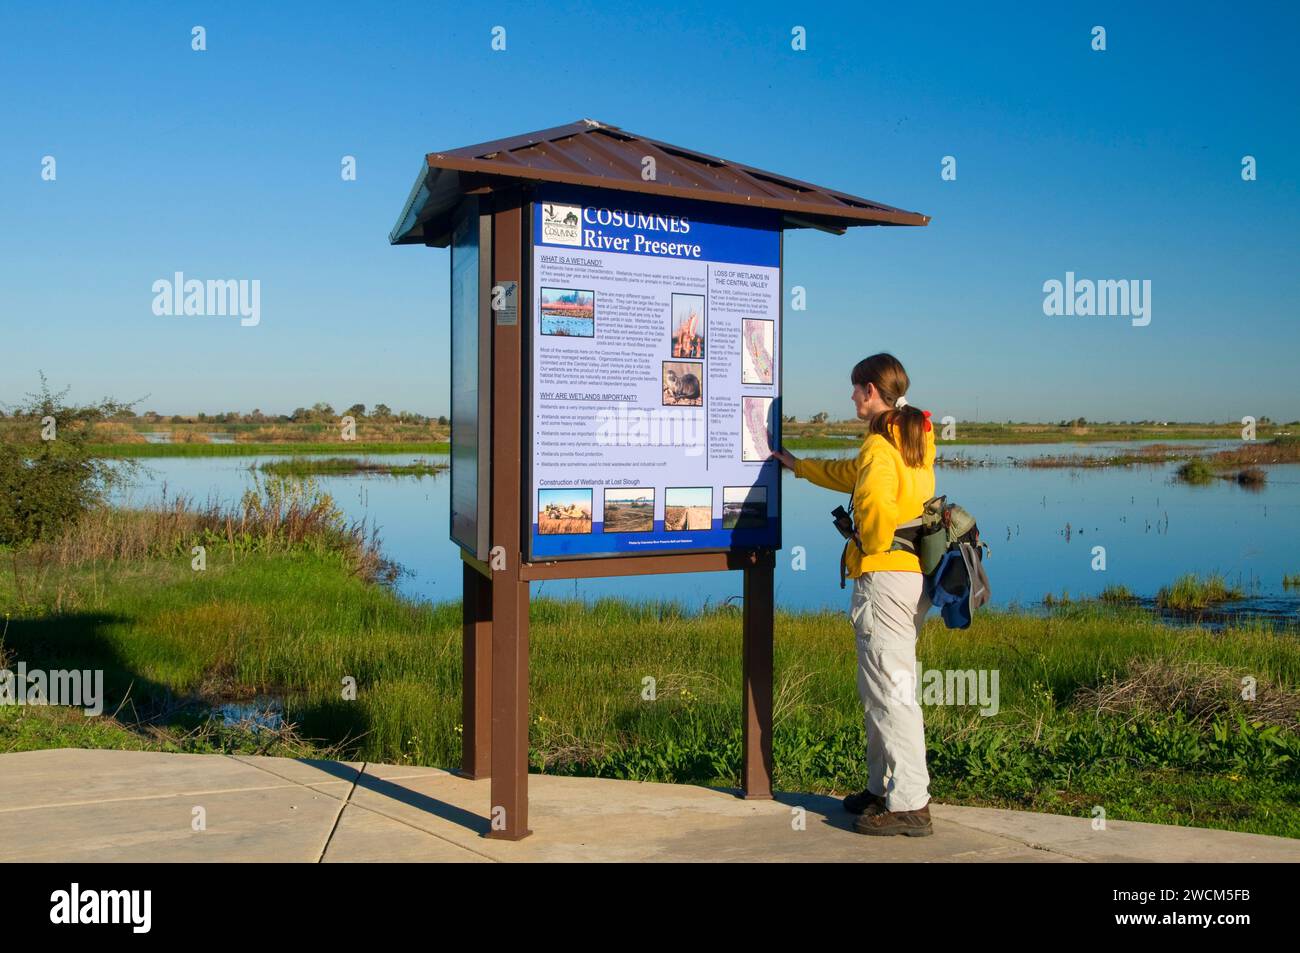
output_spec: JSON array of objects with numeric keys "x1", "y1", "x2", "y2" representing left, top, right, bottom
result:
[
  {"x1": 0, "y1": 376, "x2": 137, "y2": 545},
  {"x1": 1175, "y1": 458, "x2": 1214, "y2": 484}
]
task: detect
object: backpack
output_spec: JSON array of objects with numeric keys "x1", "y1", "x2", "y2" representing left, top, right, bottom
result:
[{"x1": 893, "y1": 496, "x2": 990, "y2": 629}]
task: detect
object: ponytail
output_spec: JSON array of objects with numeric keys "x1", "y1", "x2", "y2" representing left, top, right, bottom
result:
[{"x1": 869, "y1": 405, "x2": 928, "y2": 468}]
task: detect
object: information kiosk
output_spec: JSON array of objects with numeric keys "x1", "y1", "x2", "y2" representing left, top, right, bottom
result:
[{"x1": 390, "y1": 119, "x2": 929, "y2": 838}]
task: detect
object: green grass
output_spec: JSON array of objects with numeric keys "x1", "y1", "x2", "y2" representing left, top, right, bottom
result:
[
  {"x1": 1156, "y1": 573, "x2": 1247, "y2": 612},
  {"x1": 257, "y1": 457, "x2": 447, "y2": 478},
  {"x1": 3, "y1": 534, "x2": 1299, "y2": 837},
  {"x1": 81, "y1": 441, "x2": 449, "y2": 459}
]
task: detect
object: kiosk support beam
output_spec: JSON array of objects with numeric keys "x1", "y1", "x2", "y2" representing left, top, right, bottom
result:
[
  {"x1": 460, "y1": 561, "x2": 492, "y2": 779},
  {"x1": 487, "y1": 197, "x2": 532, "y2": 840},
  {"x1": 741, "y1": 552, "x2": 775, "y2": 799}
]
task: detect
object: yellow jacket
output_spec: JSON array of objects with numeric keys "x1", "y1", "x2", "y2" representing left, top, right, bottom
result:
[{"x1": 793, "y1": 424, "x2": 937, "y2": 576}]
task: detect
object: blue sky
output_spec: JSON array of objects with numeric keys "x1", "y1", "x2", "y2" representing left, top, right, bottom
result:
[{"x1": 2, "y1": 1, "x2": 1296, "y2": 422}]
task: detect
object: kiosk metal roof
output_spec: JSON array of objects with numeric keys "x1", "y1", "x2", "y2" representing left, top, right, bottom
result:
[{"x1": 389, "y1": 119, "x2": 930, "y2": 246}]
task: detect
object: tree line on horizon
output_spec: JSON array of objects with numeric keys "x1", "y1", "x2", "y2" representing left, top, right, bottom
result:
[{"x1": 0, "y1": 400, "x2": 447, "y2": 427}]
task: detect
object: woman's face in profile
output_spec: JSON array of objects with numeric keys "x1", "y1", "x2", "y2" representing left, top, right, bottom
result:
[{"x1": 851, "y1": 381, "x2": 872, "y2": 420}]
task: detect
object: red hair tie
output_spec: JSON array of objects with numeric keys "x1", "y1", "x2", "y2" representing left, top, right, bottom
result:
[{"x1": 922, "y1": 410, "x2": 932, "y2": 432}]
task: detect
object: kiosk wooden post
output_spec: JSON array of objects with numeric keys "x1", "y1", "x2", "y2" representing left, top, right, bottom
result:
[
  {"x1": 389, "y1": 119, "x2": 929, "y2": 841},
  {"x1": 486, "y1": 197, "x2": 532, "y2": 839},
  {"x1": 742, "y1": 553, "x2": 775, "y2": 798}
]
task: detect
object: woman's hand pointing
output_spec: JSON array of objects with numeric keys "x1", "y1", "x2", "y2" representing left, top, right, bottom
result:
[{"x1": 769, "y1": 448, "x2": 799, "y2": 471}]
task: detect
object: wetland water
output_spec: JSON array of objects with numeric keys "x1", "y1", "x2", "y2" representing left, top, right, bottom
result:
[{"x1": 111, "y1": 444, "x2": 1300, "y2": 623}]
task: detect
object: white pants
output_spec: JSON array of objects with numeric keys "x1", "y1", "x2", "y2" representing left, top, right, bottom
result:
[{"x1": 849, "y1": 571, "x2": 932, "y2": 812}]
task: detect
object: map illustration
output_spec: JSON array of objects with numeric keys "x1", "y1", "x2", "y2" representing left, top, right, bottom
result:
[
  {"x1": 742, "y1": 319, "x2": 773, "y2": 384},
  {"x1": 741, "y1": 396, "x2": 773, "y2": 461}
]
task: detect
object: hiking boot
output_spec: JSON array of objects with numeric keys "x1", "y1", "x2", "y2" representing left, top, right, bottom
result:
[
  {"x1": 842, "y1": 788, "x2": 888, "y2": 816},
  {"x1": 854, "y1": 801, "x2": 933, "y2": 836}
]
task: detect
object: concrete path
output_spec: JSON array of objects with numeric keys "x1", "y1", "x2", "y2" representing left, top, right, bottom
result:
[{"x1": 1, "y1": 748, "x2": 1296, "y2": 862}]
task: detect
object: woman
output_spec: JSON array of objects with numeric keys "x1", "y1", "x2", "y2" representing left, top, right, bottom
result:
[{"x1": 770, "y1": 353, "x2": 937, "y2": 837}]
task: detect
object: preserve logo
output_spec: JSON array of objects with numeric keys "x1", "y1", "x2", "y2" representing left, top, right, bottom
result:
[{"x1": 541, "y1": 203, "x2": 582, "y2": 246}]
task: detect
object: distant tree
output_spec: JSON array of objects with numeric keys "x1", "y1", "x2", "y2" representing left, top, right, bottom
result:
[
  {"x1": 346, "y1": 403, "x2": 366, "y2": 418},
  {"x1": 436, "y1": 415, "x2": 448, "y2": 426},
  {"x1": 811, "y1": 411, "x2": 829, "y2": 424},
  {"x1": 373, "y1": 403, "x2": 393, "y2": 420},
  {"x1": 290, "y1": 407, "x2": 311, "y2": 422},
  {"x1": 311, "y1": 402, "x2": 335, "y2": 420}
]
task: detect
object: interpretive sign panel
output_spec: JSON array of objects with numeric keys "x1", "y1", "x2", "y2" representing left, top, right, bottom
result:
[{"x1": 528, "y1": 186, "x2": 781, "y2": 559}]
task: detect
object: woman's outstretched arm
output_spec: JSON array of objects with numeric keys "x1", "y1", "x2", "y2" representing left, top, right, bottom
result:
[{"x1": 770, "y1": 447, "x2": 858, "y2": 494}]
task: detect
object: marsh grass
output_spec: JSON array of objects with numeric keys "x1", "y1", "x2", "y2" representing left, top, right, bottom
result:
[
  {"x1": 258, "y1": 457, "x2": 446, "y2": 478},
  {"x1": 1098, "y1": 584, "x2": 1140, "y2": 604},
  {"x1": 1156, "y1": 574, "x2": 1246, "y2": 612},
  {"x1": 5, "y1": 476, "x2": 393, "y2": 616},
  {"x1": 1175, "y1": 459, "x2": 1216, "y2": 484}
]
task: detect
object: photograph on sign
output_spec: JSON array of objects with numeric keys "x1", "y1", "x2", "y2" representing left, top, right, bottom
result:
[
  {"x1": 664, "y1": 486, "x2": 713, "y2": 531},
  {"x1": 723, "y1": 485, "x2": 767, "y2": 529},
  {"x1": 540, "y1": 287, "x2": 595, "y2": 337},
  {"x1": 529, "y1": 186, "x2": 781, "y2": 559},
  {"x1": 537, "y1": 488, "x2": 593, "y2": 535},
  {"x1": 662, "y1": 361, "x2": 703, "y2": 407},
  {"x1": 602, "y1": 488, "x2": 655, "y2": 533},
  {"x1": 671, "y1": 293, "x2": 705, "y2": 358}
]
